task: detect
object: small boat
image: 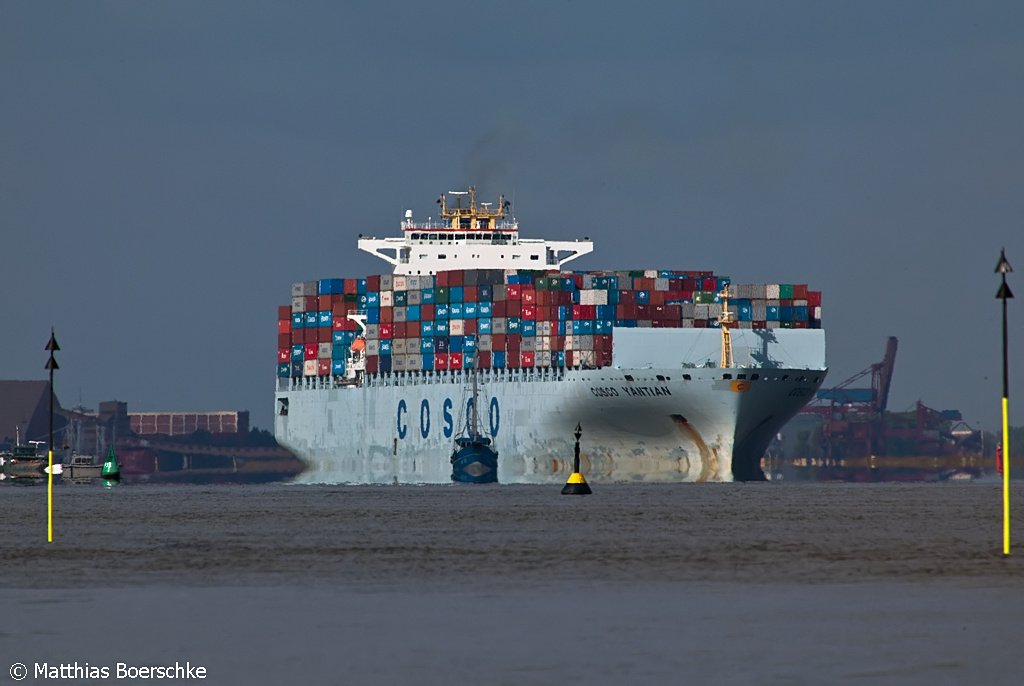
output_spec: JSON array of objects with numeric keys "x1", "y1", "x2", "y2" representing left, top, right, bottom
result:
[
  {"x1": 450, "y1": 355, "x2": 498, "y2": 483},
  {"x1": 63, "y1": 453, "x2": 104, "y2": 481},
  {"x1": 0, "y1": 443, "x2": 47, "y2": 480}
]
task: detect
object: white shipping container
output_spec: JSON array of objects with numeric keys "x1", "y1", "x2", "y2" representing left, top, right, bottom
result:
[
  {"x1": 793, "y1": 299, "x2": 808, "y2": 307},
  {"x1": 564, "y1": 334, "x2": 575, "y2": 350},
  {"x1": 492, "y1": 318, "x2": 507, "y2": 334},
  {"x1": 393, "y1": 355, "x2": 407, "y2": 371},
  {"x1": 654, "y1": 278, "x2": 669, "y2": 291},
  {"x1": 450, "y1": 319, "x2": 465, "y2": 336},
  {"x1": 404, "y1": 354, "x2": 421, "y2": 370},
  {"x1": 420, "y1": 275, "x2": 434, "y2": 289},
  {"x1": 393, "y1": 339, "x2": 408, "y2": 355},
  {"x1": 394, "y1": 276, "x2": 408, "y2": 291},
  {"x1": 303, "y1": 360, "x2": 318, "y2": 376},
  {"x1": 708, "y1": 303, "x2": 723, "y2": 319},
  {"x1": 580, "y1": 289, "x2": 608, "y2": 305},
  {"x1": 407, "y1": 276, "x2": 421, "y2": 290},
  {"x1": 681, "y1": 318, "x2": 695, "y2": 327},
  {"x1": 292, "y1": 296, "x2": 305, "y2": 313},
  {"x1": 394, "y1": 307, "x2": 407, "y2": 323},
  {"x1": 766, "y1": 284, "x2": 781, "y2": 299},
  {"x1": 478, "y1": 336, "x2": 492, "y2": 352},
  {"x1": 539, "y1": 321, "x2": 552, "y2": 336},
  {"x1": 407, "y1": 290, "x2": 422, "y2": 305},
  {"x1": 366, "y1": 339, "x2": 380, "y2": 356},
  {"x1": 380, "y1": 275, "x2": 394, "y2": 291},
  {"x1": 813, "y1": 306, "x2": 822, "y2": 319},
  {"x1": 540, "y1": 351, "x2": 552, "y2": 367},
  {"x1": 380, "y1": 291, "x2": 394, "y2": 307},
  {"x1": 695, "y1": 304, "x2": 710, "y2": 319},
  {"x1": 365, "y1": 324, "x2": 380, "y2": 339},
  {"x1": 644, "y1": 269, "x2": 658, "y2": 278},
  {"x1": 752, "y1": 302, "x2": 767, "y2": 320},
  {"x1": 521, "y1": 337, "x2": 536, "y2": 352},
  {"x1": 318, "y1": 342, "x2": 332, "y2": 359}
]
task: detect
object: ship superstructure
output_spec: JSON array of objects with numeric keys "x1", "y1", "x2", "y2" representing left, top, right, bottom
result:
[{"x1": 275, "y1": 188, "x2": 827, "y2": 483}]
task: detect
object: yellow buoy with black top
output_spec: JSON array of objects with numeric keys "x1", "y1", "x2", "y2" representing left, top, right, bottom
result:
[{"x1": 562, "y1": 422, "x2": 592, "y2": 495}]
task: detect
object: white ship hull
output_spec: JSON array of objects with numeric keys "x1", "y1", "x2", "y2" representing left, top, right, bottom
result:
[{"x1": 275, "y1": 333, "x2": 827, "y2": 484}]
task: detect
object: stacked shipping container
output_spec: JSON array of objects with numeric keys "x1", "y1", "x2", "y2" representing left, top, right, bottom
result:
[{"x1": 277, "y1": 270, "x2": 822, "y2": 378}]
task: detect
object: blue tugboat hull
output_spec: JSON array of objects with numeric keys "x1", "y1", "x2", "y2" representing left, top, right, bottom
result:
[{"x1": 450, "y1": 438, "x2": 498, "y2": 484}]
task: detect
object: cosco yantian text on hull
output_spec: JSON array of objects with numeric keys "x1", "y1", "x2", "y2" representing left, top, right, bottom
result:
[{"x1": 274, "y1": 188, "x2": 827, "y2": 483}]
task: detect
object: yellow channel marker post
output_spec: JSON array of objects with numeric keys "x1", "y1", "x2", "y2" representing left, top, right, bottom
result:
[
  {"x1": 995, "y1": 249, "x2": 1013, "y2": 556},
  {"x1": 45, "y1": 328, "x2": 60, "y2": 543}
]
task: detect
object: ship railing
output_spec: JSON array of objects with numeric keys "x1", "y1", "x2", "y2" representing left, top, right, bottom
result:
[{"x1": 282, "y1": 366, "x2": 585, "y2": 392}]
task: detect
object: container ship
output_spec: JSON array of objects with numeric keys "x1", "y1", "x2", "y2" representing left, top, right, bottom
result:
[{"x1": 274, "y1": 188, "x2": 827, "y2": 483}]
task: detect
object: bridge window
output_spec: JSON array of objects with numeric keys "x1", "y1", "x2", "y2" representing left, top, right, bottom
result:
[
  {"x1": 438, "y1": 254, "x2": 447, "y2": 259},
  {"x1": 428, "y1": 233, "x2": 438, "y2": 240},
  {"x1": 737, "y1": 374, "x2": 746, "y2": 379},
  {"x1": 623, "y1": 375, "x2": 634, "y2": 381},
  {"x1": 751, "y1": 374, "x2": 759, "y2": 380},
  {"x1": 683, "y1": 374, "x2": 691, "y2": 380},
  {"x1": 722, "y1": 373, "x2": 732, "y2": 379},
  {"x1": 530, "y1": 254, "x2": 539, "y2": 260}
]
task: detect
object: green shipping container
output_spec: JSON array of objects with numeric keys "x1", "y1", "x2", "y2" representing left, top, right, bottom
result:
[{"x1": 779, "y1": 284, "x2": 793, "y2": 299}]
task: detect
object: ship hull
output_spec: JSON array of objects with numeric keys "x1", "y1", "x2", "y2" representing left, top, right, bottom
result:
[{"x1": 275, "y1": 365, "x2": 826, "y2": 484}]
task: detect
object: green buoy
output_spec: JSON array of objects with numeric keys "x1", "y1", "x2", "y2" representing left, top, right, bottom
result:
[{"x1": 101, "y1": 445, "x2": 120, "y2": 481}]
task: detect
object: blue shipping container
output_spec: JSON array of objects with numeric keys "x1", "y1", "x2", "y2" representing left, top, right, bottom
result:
[
  {"x1": 291, "y1": 344, "x2": 304, "y2": 360},
  {"x1": 380, "y1": 340, "x2": 393, "y2": 355},
  {"x1": 421, "y1": 321, "x2": 435, "y2": 336},
  {"x1": 435, "y1": 320, "x2": 449, "y2": 336},
  {"x1": 478, "y1": 319, "x2": 492, "y2": 334},
  {"x1": 406, "y1": 304, "x2": 421, "y2": 321},
  {"x1": 449, "y1": 286, "x2": 464, "y2": 303},
  {"x1": 422, "y1": 353, "x2": 434, "y2": 370},
  {"x1": 435, "y1": 304, "x2": 450, "y2": 319},
  {"x1": 278, "y1": 363, "x2": 291, "y2": 378},
  {"x1": 332, "y1": 360, "x2": 346, "y2": 375},
  {"x1": 379, "y1": 355, "x2": 391, "y2": 372},
  {"x1": 449, "y1": 336, "x2": 464, "y2": 353},
  {"x1": 366, "y1": 308, "x2": 380, "y2": 325},
  {"x1": 493, "y1": 351, "x2": 507, "y2": 368},
  {"x1": 304, "y1": 312, "x2": 318, "y2": 327},
  {"x1": 522, "y1": 320, "x2": 536, "y2": 336},
  {"x1": 422, "y1": 288, "x2": 435, "y2": 303},
  {"x1": 464, "y1": 303, "x2": 478, "y2": 319},
  {"x1": 450, "y1": 303, "x2": 464, "y2": 318},
  {"x1": 291, "y1": 312, "x2": 305, "y2": 329},
  {"x1": 507, "y1": 317, "x2": 521, "y2": 333},
  {"x1": 319, "y1": 311, "x2": 332, "y2": 327}
]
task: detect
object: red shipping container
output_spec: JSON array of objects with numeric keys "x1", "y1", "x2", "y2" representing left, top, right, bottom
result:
[
  {"x1": 380, "y1": 323, "x2": 394, "y2": 339},
  {"x1": 478, "y1": 351, "x2": 491, "y2": 368},
  {"x1": 807, "y1": 291, "x2": 822, "y2": 307},
  {"x1": 278, "y1": 348, "x2": 290, "y2": 363},
  {"x1": 304, "y1": 343, "x2": 318, "y2": 360},
  {"x1": 278, "y1": 305, "x2": 291, "y2": 320},
  {"x1": 572, "y1": 304, "x2": 583, "y2": 319},
  {"x1": 522, "y1": 304, "x2": 536, "y2": 320},
  {"x1": 507, "y1": 300, "x2": 522, "y2": 317},
  {"x1": 492, "y1": 300, "x2": 507, "y2": 317},
  {"x1": 365, "y1": 355, "x2": 379, "y2": 373},
  {"x1": 521, "y1": 351, "x2": 535, "y2": 367},
  {"x1": 536, "y1": 291, "x2": 549, "y2": 307},
  {"x1": 464, "y1": 319, "x2": 478, "y2": 335},
  {"x1": 277, "y1": 319, "x2": 290, "y2": 335},
  {"x1": 367, "y1": 275, "x2": 381, "y2": 291},
  {"x1": 618, "y1": 290, "x2": 635, "y2": 305},
  {"x1": 693, "y1": 319, "x2": 709, "y2": 328},
  {"x1": 506, "y1": 334, "x2": 521, "y2": 351},
  {"x1": 318, "y1": 359, "x2": 331, "y2": 376},
  {"x1": 522, "y1": 288, "x2": 536, "y2": 305},
  {"x1": 380, "y1": 307, "x2": 394, "y2": 323},
  {"x1": 650, "y1": 291, "x2": 665, "y2": 305},
  {"x1": 638, "y1": 304, "x2": 652, "y2": 319},
  {"x1": 344, "y1": 278, "x2": 358, "y2": 294},
  {"x1": 448, "y1": 270, "x2": 464, "y2": 287},
  {"x1": 318, "y1": 294, "x2": 333, "y2": 310},
  {"x1": 434, "y1": 353, "x2": 449, "y2": 370},
  {"x1": 395, "y1": 322, "x2": 407, "y2": 338},
  {"x1": 449, "y1": 352, "x2": 463, "y2": 370},
  {"x1": 277, "y1": 333, "x2": 291, "y2": 348},
  {"x1": 506, "y1": 284, "x2": 521, "y2": 300},
  {"x1": 305, "y1": 295, "x2": 318, "y2": 311},
  {"x1": 421, "y1": 304, "x2": 435, "y2": 320},
  {"x1": 793, "y1": 284, "x2": 808, "y2": 299},
  {"x1": 491, "y1": 334, "x2": 506, "y2": 349},
  {"x1": 436, "y1": 271, "x2": 450, "y2": 287},
  {"x1": 507, "y1": 353, "x2": 521, "y2": 369},
  {"x1": 792, "y1": 320, "x2": 809, "y2": 329},
  {"x1": 780, "y1": 299, "x2": 793, "y2": 307},
  {"x1": 752, "y1": 320, "x2": 767, "y2": 330},
  {"x1": 463, "y1": 286, "x2": 477, "y2": 303}
]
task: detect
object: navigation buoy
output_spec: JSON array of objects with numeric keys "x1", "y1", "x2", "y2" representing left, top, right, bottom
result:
[
  {"x1": 101, "y1": 445, "x2": 120, "y2": 481},
  {"x1": 561, "y1": 422, "x2": 592, "y2": 495}
]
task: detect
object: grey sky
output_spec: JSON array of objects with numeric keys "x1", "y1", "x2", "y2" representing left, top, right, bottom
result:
[{"x1": 2, "y1": 2, "x2": 1022, "y2": 432}]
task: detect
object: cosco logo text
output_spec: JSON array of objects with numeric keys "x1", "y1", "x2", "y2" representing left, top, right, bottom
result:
[{"x1": 397, "y1": 397, "x2": 500, "y2": 440}]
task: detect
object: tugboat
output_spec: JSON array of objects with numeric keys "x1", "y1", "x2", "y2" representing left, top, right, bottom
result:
[
  {"x1": 0, "y1": 439, "x2": 47, "y2": 481},
  {"x1": 450, "y1": 356, "x2": 498, "y2": 483}
]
